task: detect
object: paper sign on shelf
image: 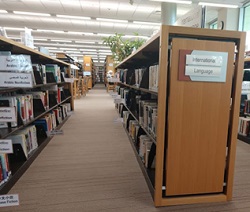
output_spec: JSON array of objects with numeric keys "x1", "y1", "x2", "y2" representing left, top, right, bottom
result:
[
  {"x1": 0, "y1": 72, "x2": 33, "y2": 88},
  {"x1": 0, "y1": 194, "x2": 19, "y2": 208},
  {"x1": 0, "y1": 107, "x2": 17, "y2": 122},
  {"x1": 0, "y1": 139, "x2": 13, "y2": 154},
  {"x1": 47, "y1": 130, "x2": 64, "y2": 136}
]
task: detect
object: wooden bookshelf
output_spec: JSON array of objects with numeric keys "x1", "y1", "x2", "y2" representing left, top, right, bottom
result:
[
  {"x1": 115, "y1": 25, "x2": 246, "y2": 207},
  {"x1": 118, "y1": 82, "x2": 158, "y2": 95},
  {"x1": 0, "y1": 36, "x2": 74, "y2": 194}
]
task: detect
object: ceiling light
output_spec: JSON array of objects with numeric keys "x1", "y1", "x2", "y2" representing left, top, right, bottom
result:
[
  {"x1": 51, "y1": 39, "x2": 72, "y2": 43},
  {"x1": 149, "y1": 0, "x2": 192, "y2": 4},
  {"x1": 97, "y1": 33, "x2": 114, "y2": 37},
  {"x1": 56, "y1": 14, "x2": 91, "y2": 20},
  {"x1": 123, "y1": 35, "x2": 149, "y2": 39},
  {"x1": 47, "y1": 47, "x2": 58, "y2": 49},
  {"x1": 83, "y1": 32, "x2": 94, "y2": 35},
  {"x1": 13, "y1": 11, "x2": 51, "y2": 16},
  {"x1": 33, "y1": 38, "x2": 47, "y2": 41},
  {"x1": 82, "y1": 49, "x2": 97, "y2": 52},
  {"x1": 4, "y1": 27, "x2": 25, "y2": 31},
  {"x1": 96, "y1": 18, "x2": 128, "y2": 23},
  {"x1": 75, "y1": 41, "x2": 95, "y2": 44},
  {"x1": 8, "y1": 37, "x2": 20, "y2": 40},
  {"x1": 0, "y1": 10, "x2": 8, "y2": 14},
  {"x1": 67, "y1": 31, "x2": 84, "y2": 35},
  {"x1": 198, "y1": 2, "x2": 239, "y2": 8},
  {"x1": 60, "y1": 48, "x2": 78, "y2": 50},
  {"x1": 133, "y1": 21, "x2": 160, "y2": 26},
  {"x1": 37, "y1": 29, "x2": 64, "y2": 33}
]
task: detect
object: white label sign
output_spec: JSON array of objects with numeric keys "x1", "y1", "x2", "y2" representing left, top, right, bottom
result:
[
  {"x1": 0, "y1": 55, "x2": 32, "y2": 71},
  {"x1": 109, "y1": 63, "x2": 113, "y2": 67},
  {"x1": 86, "y1": 63, "x2": 90, "y2": 67},
  {"x1": 0, "y1": 139, "x2": 13, "y2": 154},
  {"x1": 242, "y1": 81, "x2": 250, "y2": 93},
  {"x1": 0, "y1": 72, "x2": 33, "y2": 88},
  {"x1": 0, "y1": 107, "x2": 17, "y2": 122},
  {"x1": 0, "y1": 194, "x2": 19, "y2": 208},
  {"x1": 185, "y1": 66, "x2": 222, "y2": 77},
  {"x1": 47, "y1": 130, "x2": 64, "y2": 136},
  {"x1": 186, "y1": 55, "x2": 223, "y2": 67}
]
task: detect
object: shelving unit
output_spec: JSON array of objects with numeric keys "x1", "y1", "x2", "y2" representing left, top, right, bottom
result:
[
  {"x1": 0, "y1": 35, "x2": 74, "y2": 194},
  {"x1": 83, "y1": 56, "x2": 95, "y2": 89},
  {"x1": 114, "y1": 25, "x2": 246, "y2": 207}
]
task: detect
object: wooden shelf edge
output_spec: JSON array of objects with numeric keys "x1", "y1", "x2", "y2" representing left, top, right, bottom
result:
[
  {"x1": 122, "y1": 103, "x2": 157, "y2": 144},
  {"x1": 123, "y1": 125, "x2": 155, "y2": 198},
  {"x1": 157, "y1": 194, "x2": 227, "y2": 207},
  {"x1": 118, "y1": 82, "x2": 158, "y2": 95},
  {"x1": 0, "y1": 115, "x2": 71, "y2": 195}
]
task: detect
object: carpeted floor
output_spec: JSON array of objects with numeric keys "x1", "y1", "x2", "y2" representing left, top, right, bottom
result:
[{"x1": 3, "y1": 84, "x2": 250, "y2": 212}]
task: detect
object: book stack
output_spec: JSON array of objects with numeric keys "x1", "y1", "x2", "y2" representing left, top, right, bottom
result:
[
  {"x1": 138, "y1": 135, "x2": 152, "y2": 166},
  {"x1": 45, "y1": 64, "x2": 61, "y2": 83},
  {"x1": 123, "y1": 111, "x2": 130, "y2": 127},
  {"x1": 135, "y1": 69, "x2": 145, "y2": 87},
  {"x1": 238, "y1": 117, "x2": 250, "y2": 136},
  {"x1": 32, "y1": 64, "x2": 46, "y2": 84},
  {"x1": 0, "y1": 154, "x2": 11, "y2": 186},
  {"x1": 149, "y1": 65, "x2": 159, "y2": 92},
  {"x1": 7, "y1": 125, "x2": 38, "y2": 159},
  {"x1": 26, "y1": 91, "x2": 49, "y2": 111},
  {"x1": 139, "y1": 100, "x2": 157, "y2": 128},
  {"x1": 148, "y1": 107, "x2": 158, "y2": 138},
  {"x1": 129, "y1": 120, "x2": 140, "y2": 142},
  {"x1": 33, "y1": 113, "x2": 54, "y2": 133},
  {"x1": 244, "y1": 100, "x2": 250, "y2": 114}
]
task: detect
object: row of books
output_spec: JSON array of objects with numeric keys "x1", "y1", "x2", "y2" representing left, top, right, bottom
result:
[
  {"x1": 33, "y1": 64, "x2": 62, "y2": 84},
  {"x1": 0, "y1": 86, "x2": 68, "y2": 128},
  {"x1": 118, "y1": 64, "x2": 159, "y2": 92},
  {"x1": 7, "y1": 125, "x2": 38, "y2": 159},
  {"x1": 0, "y1": 154, "x2": 11, "y2": 187},
  {"x1": 139, "y1": 100, "x2": 158, "y2": 139},
  {"x1": 238, "y1": 117, "x2": 250, "y2": 136},
  {"x1": 34, "y1": 103, "x2": 70, "y2": 134},
  {"x1": 243, "y1": 100, "x2": 250, "y2": 114},
  {"x1": 122, "y1": 111, "x2": 155, "y2": 168}
]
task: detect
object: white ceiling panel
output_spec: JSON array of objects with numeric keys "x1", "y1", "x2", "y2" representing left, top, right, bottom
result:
[{"x1": 0, "y1": 0, "x2": 246, "y2": 65}]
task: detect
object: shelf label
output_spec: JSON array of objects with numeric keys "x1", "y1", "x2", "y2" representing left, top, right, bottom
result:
[
  {"x1": 47, "y1": 130, "x2": 64, "y2": 136},
  {"x1": 242, "y1": 81, "x2": 250, "y2": 93},
  {"x1": 0, "y1": 107, "x2": 17, "y2": 122},
  {"x1": 0, "y1": 139, "x2": 13, "y2": 154},
  {"x1": 179, "y1": 50, "x2": 228, "y2": 82},
  {"x1": 0, "y1": 72, "x2": 33, "y2": 88},
  {"x1": 0, "y1": 55, "x2": 32, "y2": 72},
  {"x1": 86, "y1": 63, "x2": 90, "y2": 67},
  {"x1": 109, "y1": 63, "x2": 113, "y2": 67},
  {"x1": 0, "y1": 194, "x2": 19, "y2": 208}
]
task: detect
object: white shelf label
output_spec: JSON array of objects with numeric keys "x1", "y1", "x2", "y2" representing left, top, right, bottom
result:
[
  {"x1": 185, "y1": 66, "x2": 221, "y2": 77},
  {"x1": 0, "y1": 194, "x2": 19, "y2": 208},
  {"x1": 47, "y1": 130, "x2": 64, "y2": 136},
  {"x1": 0, "y1": 139, "x2": 13, "y2": 154},
  {"x1": 0, "y1": 107, "x2": 17, "y2": 122},
  {"x1": 0, "y1": 72, "x2": 33, "y2": 88},
  {"x1": 186, "y1": 55, "x2": 223, "y2": 67}
]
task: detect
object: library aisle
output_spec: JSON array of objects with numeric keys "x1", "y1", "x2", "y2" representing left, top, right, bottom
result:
[{"x1": 3, "y1": 84, "x2": 250, "y2": 212}]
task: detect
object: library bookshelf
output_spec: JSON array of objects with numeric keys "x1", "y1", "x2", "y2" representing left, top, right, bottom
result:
[
  {"x1": 0, "y1": 35, "x2": 74, "y2": 194},
  {"x1": 115, "y1": 25, "x2": 246, "y2": 207}
]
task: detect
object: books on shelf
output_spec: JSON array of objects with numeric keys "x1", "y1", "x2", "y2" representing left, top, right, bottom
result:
[
  {"x1": 149, "y1": 65, "x2": 159, "y2": 92},
  {"x1": 45, "y1": 64, "x2": 61, "y2": 83},
  {"x1": 7, "y1": 125, "x2": 38, "y2": 159},
  {"x1": 238, "y1": 117, "x2": 250, "y2": 136},
  {"x1": 0, "y1": 154, "x2": 11, "y2": 186}
]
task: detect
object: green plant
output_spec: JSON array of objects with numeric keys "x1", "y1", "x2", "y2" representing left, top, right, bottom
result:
[{"x1": 102, "y1": 33, "x2": 145, "y2": 62}]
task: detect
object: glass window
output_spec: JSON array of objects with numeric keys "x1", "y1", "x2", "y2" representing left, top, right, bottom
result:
[
  {"x1": 243, "y1": 5, "x2": 250, "y2": 31},
  {"x1": 209, "y1": 21, "x2": 217, "y2": 29}
]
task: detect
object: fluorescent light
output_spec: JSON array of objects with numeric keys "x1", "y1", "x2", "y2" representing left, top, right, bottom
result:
[
  {"x1": 33, "y1": 38, "x2": 47, "y2": 41},
  {"x1": 4, "y1": 27, "x2": 25, "y2": 31},
  {"x1": 75, "y1": 41, "x2": 95, "y2": 44},
  {"x1": 198, "y1": 2, "x2": 239, "y2": 8},
  {"x1": 82, "y1": 49, "x2": 97, "y2": 52},
  {"x1": 83, "y1": 32, "x2": 94, "y2": 35},
  {"x1": 8, "y1": 37, "x2": 21, "y2": 40},
  {"x1": 96, "y1": 18, "x2": 128, "y2": 23},
  {"x1": 67, "y1": 31, "x2": 84, "y2": 35},
  {"x1": 0, "y1": 10, "x2": 8, "y2": 14},
  {"x1": 60, "y1": 48, "x2": 78, "y2": 50},
  {"x1": 149, "y1": 0, "x2": 191, "y2": 4},
  {"x1": 56, "y1": 14, "x2": 91, "y2": 20},
  {"x1": 37, "y1": 29, "x2": 64, "y2": 33},
  {"x1": 47, "y1": 47, "x2": 58, "y2": 49},
  {"x1": 97, "y1": 33, "x2": 114, "y2": 37},
  {"x1": 133, "y1": 21, "x2": 160, "y2": 26},
  {"x1": 13, "y1": 11, "x2": 51, "y2": 16},
  {"x1": 51, "y1": 39, "x2": 72, "y2": 43},
  {"x1": 123, "y1": 35, "x2": 149, "y2": 39}
]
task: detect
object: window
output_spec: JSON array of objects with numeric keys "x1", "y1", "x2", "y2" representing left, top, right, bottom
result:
[
  {"x1": 243, "y1": 4, "x2": 250, "y2": 31},
  {"x1": 209, "y1": 20, "x2": 217, "y2": 29}
]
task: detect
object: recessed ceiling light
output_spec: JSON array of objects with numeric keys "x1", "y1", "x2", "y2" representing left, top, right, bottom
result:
[
  {"x1": 96, "y1": 18, "x2": 128, "y2": 23},
  {"x1": 4, "y1": 27, "x2": 25, "y2": 31},
  {"x1": 149, "y1": 0, "x2": 191, "y2": 4},
  {"x1": 133, "y1": 21, "x2": 160, "y2": 26},
  {"x1": 51, "y1": 39, "x2": 72, "y2": 43},
  {"x1": 198, "y1": 2, "x2": 239, "y2": 8},
  {"x1": 0, "y1": 10, "x2": 8, "y2": 14},
  {"x1": 37, "y1": 29, "x2": 64, "y2": 33},
  {"x1": 13, "y1": 11, "x2": 51, "y2": 16},
  {"x1": 56, "y1": 14, "x2": 91, "y2": 20}
]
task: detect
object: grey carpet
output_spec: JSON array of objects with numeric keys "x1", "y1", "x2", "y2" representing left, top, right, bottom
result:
[{"x1": 2, "y1": 84, "x2": 250, "y2": 212}]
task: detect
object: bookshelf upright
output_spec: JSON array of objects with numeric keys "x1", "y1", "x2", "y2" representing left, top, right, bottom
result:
[{"x1": 115, "y1": 25, "x2": 245, "y2": 207}]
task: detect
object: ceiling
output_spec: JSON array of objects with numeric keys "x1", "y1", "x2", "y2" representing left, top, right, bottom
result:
[{"x1": 0, "y1": 0, "x2": 247, "y2": 65}]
